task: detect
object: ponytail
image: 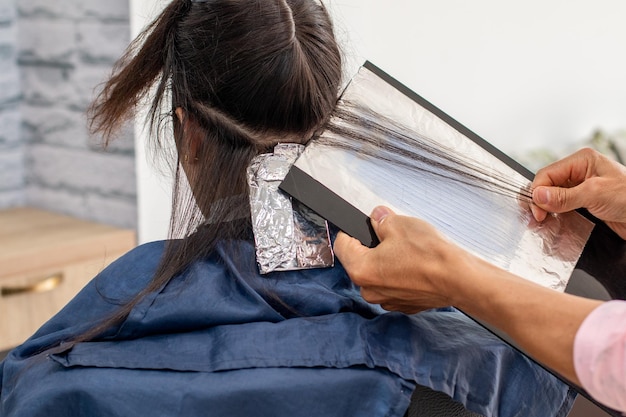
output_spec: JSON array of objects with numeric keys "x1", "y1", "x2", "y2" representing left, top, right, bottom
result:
[{"x1": 89, "y1": 0, "x2": 191, "y2": 143}]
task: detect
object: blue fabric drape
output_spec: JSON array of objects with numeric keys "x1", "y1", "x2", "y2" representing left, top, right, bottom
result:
[{"x1": 0, "y1": 240, "x2": 574, "y2": 417}]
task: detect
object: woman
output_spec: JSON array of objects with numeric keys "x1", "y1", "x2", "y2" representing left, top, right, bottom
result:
[{"x1": 0, "y1": 1, "x2": 575, "y2": 416}]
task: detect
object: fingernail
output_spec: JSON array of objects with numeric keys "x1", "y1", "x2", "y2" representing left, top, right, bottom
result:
[
  {"x1": 371, "y1": 206, "x2": 391, "y2": 223},
  {"x1": 530, "y1": 204, "x2": 542, "y2": 222},
  {"x1": 533, "y1": 187, "x2": 550, "y2": 205}
]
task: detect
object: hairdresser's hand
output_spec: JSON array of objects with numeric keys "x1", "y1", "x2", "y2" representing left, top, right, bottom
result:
[
  {"x1": 337, "y1": 207, "x2": 603, "y2": 389},
  {"x1": 531, "y1": 148, "x2": 626, "y2": 239},
  {"x1": 334, "y1": 206, "x2": 479, "y2": 314}
]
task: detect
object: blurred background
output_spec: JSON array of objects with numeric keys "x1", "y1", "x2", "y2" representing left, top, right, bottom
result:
[
  {"x1": 0, "y1": 0, "x2": 136, "y2": 227},
  {"x1": 0, "y1": 0, "x2": 625, "y2": 243}
]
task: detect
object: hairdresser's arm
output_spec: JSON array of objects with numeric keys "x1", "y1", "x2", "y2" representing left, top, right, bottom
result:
[
  {"x1": 531, "y1": 147, "x2": 626, "y2": 239},
  {"x1": 334, "y1": 207, "x2": 602, "y2": 385}
]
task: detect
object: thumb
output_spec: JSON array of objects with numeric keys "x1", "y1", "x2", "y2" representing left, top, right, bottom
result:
[
  {"x1": 533, "y1": 185, "x2": 585, "y2": 214},
  {"x1": 369, "y1": 206, "x2": 395, "y2": 240}
]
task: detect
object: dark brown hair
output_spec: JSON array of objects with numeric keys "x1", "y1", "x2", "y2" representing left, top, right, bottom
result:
[{"x1": 62, "y1": 0, "x2": 342, "y2": 347}]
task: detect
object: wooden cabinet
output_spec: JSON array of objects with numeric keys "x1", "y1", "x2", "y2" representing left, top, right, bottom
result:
[{"x1": 0, "y1": 207, "x2": 136, "y2": 351}]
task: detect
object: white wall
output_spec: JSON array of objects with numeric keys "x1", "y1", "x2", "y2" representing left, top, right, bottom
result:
[
  {"x1": 332, "y1": 0, "x2": 626, "y2": 153},
  {"x1": 130, "y1": 0, "x2": 172, "y2": 243},
  {"x1": 132, "y1": 0, "x2": 626, "y2": 242}
]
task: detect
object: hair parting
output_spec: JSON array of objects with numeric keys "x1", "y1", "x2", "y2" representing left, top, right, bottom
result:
[
  {"x1": 279, "y1": 0, "x2": 297, "y2": 42},
  {"x1": 189, "y1": 102, "x2": 291, "y2": 150}
]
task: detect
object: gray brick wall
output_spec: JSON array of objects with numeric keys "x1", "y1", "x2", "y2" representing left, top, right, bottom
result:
[
  {"x1": 3, "y1": 0, "x2": 137, "y2": 229},
  {"x1": 0, "y1": 0, "x2": 23, "y2": 208}
]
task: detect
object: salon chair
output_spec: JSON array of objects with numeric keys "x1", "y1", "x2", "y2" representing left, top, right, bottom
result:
[
  {"x1": 408, "y1": 385, "x2": 613, "y2": 417},
  {"x1": 407, "y1": 385, "x2": 483, "y2": 417}
]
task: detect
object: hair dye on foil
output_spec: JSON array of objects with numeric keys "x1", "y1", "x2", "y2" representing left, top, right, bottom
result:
[{"x1": 247, "y1": 144, "x2": 334, "y2": 274}]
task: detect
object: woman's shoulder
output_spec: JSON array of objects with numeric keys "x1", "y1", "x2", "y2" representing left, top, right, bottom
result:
[
  {"x1": 8, "y1": 241, "x2": 168, "y2": 352},
  {"x1": 92, "y1": 240, "x2": 166, "y2": 300}
]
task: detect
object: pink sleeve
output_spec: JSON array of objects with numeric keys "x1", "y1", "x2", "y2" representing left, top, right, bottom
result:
[{"x1": 574, "y1": 300, "x2": 626, "y2": 413}]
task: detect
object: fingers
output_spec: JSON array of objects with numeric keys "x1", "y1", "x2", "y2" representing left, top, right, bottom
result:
[
  {"x1": 532, "y1": 184, "x2": 588, "y2": 214},
  {"x1": 379, "y1": 303, "x2": 424, "y2": 315},
  {"x1": 530, "y1": 203, "x2": 548, "y2": 222},
  {"x1": 360, "y1": 286, "x2": 427, "y2": 314},
  {"x1": 530, "y1": 148, "x2": 599, "y2": 220},
  {"x1": 336, "y1": 206, "x2": 455, "y2": 313},
  {"x1": 532, "y1": 148, "x2": 594, "y2": 189},
  {"x1": 335, "y1": 206, "x2": 400, "y2": 292},
  {"x1": 334, "y1": 206, "x2": 396, "y2": 259},
  {"x1": 334, "y1": 206, "x2": 397, "y2": 286},
  {"x1": 334, "y1": 232, "x2": 370, "y2": 274},
  {"x1": 369, "y1": 206, "x2": 395, "y2": 241}
]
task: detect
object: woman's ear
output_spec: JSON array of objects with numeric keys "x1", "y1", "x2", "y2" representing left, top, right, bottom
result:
[
  {"x1": 175, "y1": 107, "x2": 202, "y2": 162},
  {"x1": 175, "y1": 107, "x2": 185, "y2": 124}
]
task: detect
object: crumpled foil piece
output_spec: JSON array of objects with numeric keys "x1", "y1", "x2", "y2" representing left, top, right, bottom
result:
[{"x1": 247, "y1": 144, "x2": 334, "y2": 274}]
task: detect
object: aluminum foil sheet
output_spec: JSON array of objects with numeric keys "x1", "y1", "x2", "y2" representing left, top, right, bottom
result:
[
  {"x1": 291, "y1": 65, "x2": 594, "y2": 291},
  {"x1": 247, "y1": 144, "x2": 334, "y2": 274}
]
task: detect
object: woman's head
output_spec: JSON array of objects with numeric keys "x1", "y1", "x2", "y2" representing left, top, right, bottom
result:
[
  {"x1": 91, "y1": 0, "x2": 342, "y2": 149},
  {"x1": 90, "y1": 0, "x2": 342, "y2": 230},
  {"x1": 174, "y1": 0, "x2": 342, "y2": 139}
]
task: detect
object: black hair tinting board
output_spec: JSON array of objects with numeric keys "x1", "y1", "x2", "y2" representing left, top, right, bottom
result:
[{"x1": 280, "y1": 61, "x2": 625, "y2": 416}]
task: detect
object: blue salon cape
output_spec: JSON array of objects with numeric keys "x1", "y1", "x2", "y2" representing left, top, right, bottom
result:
[{"x1": 0, "y1": 240, "x2": 574, "y2": 417}]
